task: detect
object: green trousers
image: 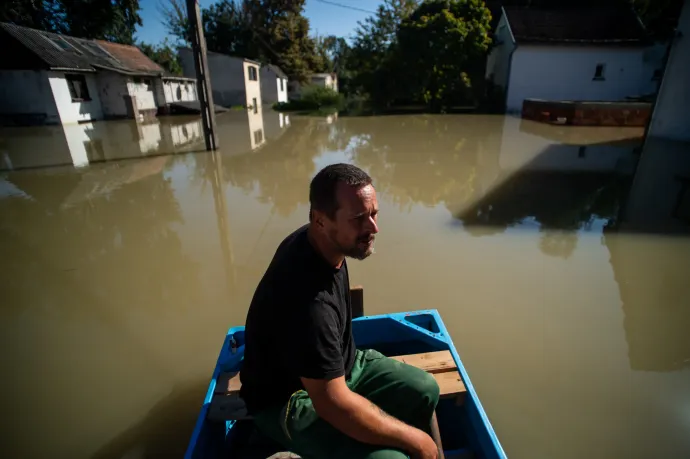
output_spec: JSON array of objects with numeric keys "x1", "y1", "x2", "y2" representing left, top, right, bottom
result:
[{"x1": 253, "y1": 349, "x2": 440, "y2": 459}]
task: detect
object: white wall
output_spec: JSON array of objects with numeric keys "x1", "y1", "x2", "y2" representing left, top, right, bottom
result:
[
  {"x1": 127, "y1": 78, "x2": 157, "y2": 112},
  {"x1": 48, "y1": 72, "x2": 103, "y2": 124},
  {"x1": 163, "y1": 79, "x2": 197, "y2": 103},
  {"x1": 247, "y1": 107, "x2": 265, "y2": 150},
  {"x1": 277, "y1": 77, "x2": 288, "y2": 103},
  {"x1": 96, "y1": 72, "x2": 130, "y2": 118},
  {"x1": 243, "y1": 61, "x2": 262, "y2": 109},
  {"x1": 506, "y1": 45, "x2": 649, "y2": 112},
  {"x1": 0, "y1": 70, "x2": 60, "y2": 124},
  {"x1": 259, "y1": 68, "x2": 288, "y2": 104},
  {"x1": 647, "y1": 0, "x2": 690, "y2": 141},
  {"x1": 485, "y1": 13, "x2": 516, "y2": 91},
  {"x1": 180, "y1": 48, "x2": 250, "y2": 107}
]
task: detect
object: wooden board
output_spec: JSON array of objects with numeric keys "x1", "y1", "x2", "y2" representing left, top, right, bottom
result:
[
  {"x1": 215, "y1": 350, "x2": 465, "y2": 398},
  {"x1": 435, "y1": 370, "x2": 467, "y2": 402},
  {"x1": 390, "y1": 350, "x2": 456, "y2": 374},
  {"x1": 215, "y1": 371, "x2": 241, "y2": 394}
]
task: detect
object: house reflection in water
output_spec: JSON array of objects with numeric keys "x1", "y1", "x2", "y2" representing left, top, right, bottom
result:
[
  {"x1": 457, "y1": 116, "x2": 643, "y2": 258},
  {"x1": 0, "y1": 116, "x2": 206, "y2": 171}
]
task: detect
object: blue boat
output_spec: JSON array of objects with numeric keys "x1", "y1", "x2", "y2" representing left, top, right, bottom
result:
[{"x1": 185, "y1": 309, "x2": 506, "y2": 459}]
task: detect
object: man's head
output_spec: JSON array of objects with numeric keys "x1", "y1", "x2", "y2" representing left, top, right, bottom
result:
[{"x1": 309, "y1": 163, "x2": 379, "y2": 260}]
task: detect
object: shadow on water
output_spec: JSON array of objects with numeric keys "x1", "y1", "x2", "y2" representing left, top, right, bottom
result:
[
  {"x1": 91, "y1": 380, "x2": 210, "y2": 459},
  {"x1": 2, "y1": 111, "x2": 689, "y2": 457}
]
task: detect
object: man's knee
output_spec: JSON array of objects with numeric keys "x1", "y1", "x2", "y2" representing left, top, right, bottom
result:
[
  {"x1": 364, "y1": 448, "x2": 409, "y2": 459},
  {"x1": 410, "y1": 368, "x2": 440, "y2": 408}
]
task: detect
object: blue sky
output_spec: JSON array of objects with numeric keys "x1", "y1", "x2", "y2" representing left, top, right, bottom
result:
[{"x1": 135, "y1": 0, "x2": 382, "y2": 45}]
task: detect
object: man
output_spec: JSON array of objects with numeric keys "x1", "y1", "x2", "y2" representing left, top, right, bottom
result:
[{"x1": 240, "y1": 163, "x2": 440, "y2": 459}]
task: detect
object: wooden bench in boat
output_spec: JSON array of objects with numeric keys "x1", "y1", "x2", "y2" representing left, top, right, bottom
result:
[
  {"x1": 208, "y1": 286, "x2": 467, "y2": 421},
  {"x1": 208, "y1": 350, "x2": 467, "y2": 421}
]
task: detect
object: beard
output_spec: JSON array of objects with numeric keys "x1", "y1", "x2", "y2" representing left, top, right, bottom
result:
[
  {"x1": 342, "y1": 236, "x2": 375, "y2": 260},
  {"x1": 327, "y1": 229, "x2": 376, "y2": 260}
]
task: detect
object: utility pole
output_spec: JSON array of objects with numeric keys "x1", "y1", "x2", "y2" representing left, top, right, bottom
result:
[{"x1": 186, "y1": 0, "x2": 218, "y2": 150}]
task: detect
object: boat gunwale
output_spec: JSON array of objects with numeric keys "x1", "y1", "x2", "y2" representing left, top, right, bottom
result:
[{"x1": 184, "y1": 309, "x2": 507, "y2": 459}]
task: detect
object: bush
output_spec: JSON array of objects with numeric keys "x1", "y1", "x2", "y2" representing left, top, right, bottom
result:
[{"x1": 273, "y1": 85, "x2": 345, "y2": 112}]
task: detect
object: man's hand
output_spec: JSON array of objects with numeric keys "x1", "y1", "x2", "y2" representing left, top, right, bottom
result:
[
  {"x1": 301, "y1": 376, "x2": 437, "y2": 458},
  {"x1": 409, "y1": 430, "x2": 440, "y2": 459}
]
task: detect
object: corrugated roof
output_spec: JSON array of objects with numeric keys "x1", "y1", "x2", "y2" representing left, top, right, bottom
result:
[
  {"x1": 96, "y1": 40, "x2": 163, "y2": 74},
  {"x1": 503, "y1": 7, "x2": 649, "y2": 45},
  {"x1": 0, "y1": 22, "x2": 163, "y2": 75}
]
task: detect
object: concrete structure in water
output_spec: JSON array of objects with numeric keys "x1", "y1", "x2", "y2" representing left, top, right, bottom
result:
[
  {"x1": 645, "y1": 0, "x2": 690, "y2": 142},
  {"x1": 0, "y1": 22, "x2": 197, "y2": 126},
  {"x1": 179, "y1": 48, "x2": 262, "y2": 111},
  {"x1": 486, "y1": 6, "x2": 665, "y2": 114}
]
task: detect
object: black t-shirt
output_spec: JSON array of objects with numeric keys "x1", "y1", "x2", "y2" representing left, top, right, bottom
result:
[{"x1": 239, "y1": 224, "x2": 356, "y2": 413}]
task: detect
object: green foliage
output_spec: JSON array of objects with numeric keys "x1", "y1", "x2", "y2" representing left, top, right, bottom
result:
[
  {"x1": 396, "y1": 0, "x2": 492, "y2": 111},
  {"x1": 274, "y1": 86, "x2": 345, "y2": 112},
  {"x1": 139, "y1": 38, "x2": 182, "y2": 75},
  {"x1": 348, "y1": 0, "x2": 418, "y2": 99},
  {"x1": 0, "y1": 0, "x2": 65, "y2": 33},
  {"x1": 1, "y1": 0, "x2": 142, "y2": 44},
  {"x1": 159, "y1": 0, "x2": 322, "y2": 83}
]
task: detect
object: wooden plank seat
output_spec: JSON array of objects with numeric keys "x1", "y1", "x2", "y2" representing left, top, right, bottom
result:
[{"x1": 208, "y1": 350, "x2": 466, "y2": 422}]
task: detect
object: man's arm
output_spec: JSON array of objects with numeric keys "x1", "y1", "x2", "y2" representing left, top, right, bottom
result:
[{"x1": 301, "y1": 376, "x2": 438, "y2": 459}]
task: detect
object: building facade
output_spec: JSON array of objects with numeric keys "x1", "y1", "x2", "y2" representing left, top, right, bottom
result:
[{"x1": 486, "y1": 7, "x2": 662, "y2": 113}]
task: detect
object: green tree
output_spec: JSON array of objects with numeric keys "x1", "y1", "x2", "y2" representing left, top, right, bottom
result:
[
  {"x1": 349, "y1": 0, "x2": 418, "y2": 98},
  {"x1": 203, "y1": 0, "x2": 255, "y2": 56},
  {"x1": 159, "y1": 0, "x2": 322, "y2": 83},
  {"x1": 396, "y1": 0, "x2": 492, "y2": 111},
  {"x1": 139, "y1": 38, "x2": 183, "y2": 75},
  {"x1": 0, "y1": 0, "x2": 65, "y2": 33},
  {"x1": 61, "y1": 0, "x2": 142, "y2": 44}
]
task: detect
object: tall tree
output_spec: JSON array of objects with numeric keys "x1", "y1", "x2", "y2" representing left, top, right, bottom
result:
[
  {"x1": 396, "y1": 0, "x2": 492, "y2": 111},
  {"x1": 62, "y1": 0, "x2": 142, "y2": 44},
  {"x1": 0, "y1": 0, "x2": 65, "y2": 33},
  {"x1": 203, "y1": 0, "x2": 255, "y2": 56},
  {"x1": 349, "y1": 0, "x2": 418, "y2": 98},
  {"x1": 139, "y1": 38, "x2": 183, "y2": 75},
  {"x1": 158, "y1": 0, "x2": 191, "y2": 44},
  {"x1": 243, "y1": 0, "x2": 321, "y2": 83},
  {"x1": 159, "y1": 0, "x2": 321, "y2": 82}
]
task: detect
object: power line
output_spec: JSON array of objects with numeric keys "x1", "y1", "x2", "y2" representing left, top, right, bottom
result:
[{"x1": 314, "y1": 0, "x2": 377, "y2": 15}]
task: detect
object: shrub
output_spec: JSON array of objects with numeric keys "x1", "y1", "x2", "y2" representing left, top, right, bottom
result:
[{"x1": 274, "y1": 85, "x2": 345, "y2": 112}]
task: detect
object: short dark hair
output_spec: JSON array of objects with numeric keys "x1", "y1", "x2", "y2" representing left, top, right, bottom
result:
[{"x1": 309, "y1": 163, "x2": 372, "y2": 220}]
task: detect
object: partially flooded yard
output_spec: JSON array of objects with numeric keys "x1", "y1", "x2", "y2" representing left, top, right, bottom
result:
[{"x1": 1, "y1": 111, "x2": 689, "y2": 458}]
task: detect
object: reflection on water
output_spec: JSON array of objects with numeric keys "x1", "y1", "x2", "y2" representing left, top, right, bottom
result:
[{"x1": 1, "y1": 113, "x2": 689, "y2": 458}]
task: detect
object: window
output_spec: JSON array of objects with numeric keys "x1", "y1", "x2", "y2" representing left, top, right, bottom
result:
[
  {"x1": 248, "y1": 66, "x2": 258, "y2": 81},
  {"x1": 593, "y1": 63, "x2": 606, "y2": 80},
  {"x1": 252, "y1": 97, "x2": 258, "y2": 114},
  {"x1": 143, "y1": 79, "x2": 153, "y2": 91},
  {"x1": 66, "y1": 74, "x2": 91, "y2": 101},
  {"x1": 253, "y1": 129, "x2": 263, "y2": 145}
]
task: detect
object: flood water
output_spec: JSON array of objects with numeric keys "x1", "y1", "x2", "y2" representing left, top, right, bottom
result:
[{"x1": 1, "y1": 110, "x2": 689, "y2": 459}]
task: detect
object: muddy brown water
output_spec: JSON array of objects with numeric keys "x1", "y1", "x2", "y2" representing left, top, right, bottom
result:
[{"x1": 1, "y1": 111, "x2": 689, "y2": 459}]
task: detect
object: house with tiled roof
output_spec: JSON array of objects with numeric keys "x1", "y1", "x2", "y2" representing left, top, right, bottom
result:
[
  {"x1": 0, "y1": 22, "x2": 197, "y2": 125},
  {"x1": 485, "y1": 5, "x2": 665, "y2": 113}
]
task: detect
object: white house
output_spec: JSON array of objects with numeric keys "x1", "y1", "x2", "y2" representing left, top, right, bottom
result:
[
  {"x1": 485, "y1": 6, "x2": 663, "y2": 113},
  {"x1": 0, "y1": 22, "x2": 197, "y2": 126},
  {"x1": 645, "y1": 0, "x2": 690, "y2": 142},
  {"x1": 179, "y1": 48, "x2": 262, "y2": 111},
  {"x1": 288, "y1": 72, "x2": 339, "y2": 99},
  {"x1": 260, "y1": 64, "x2": 288, "y2": 105}
]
